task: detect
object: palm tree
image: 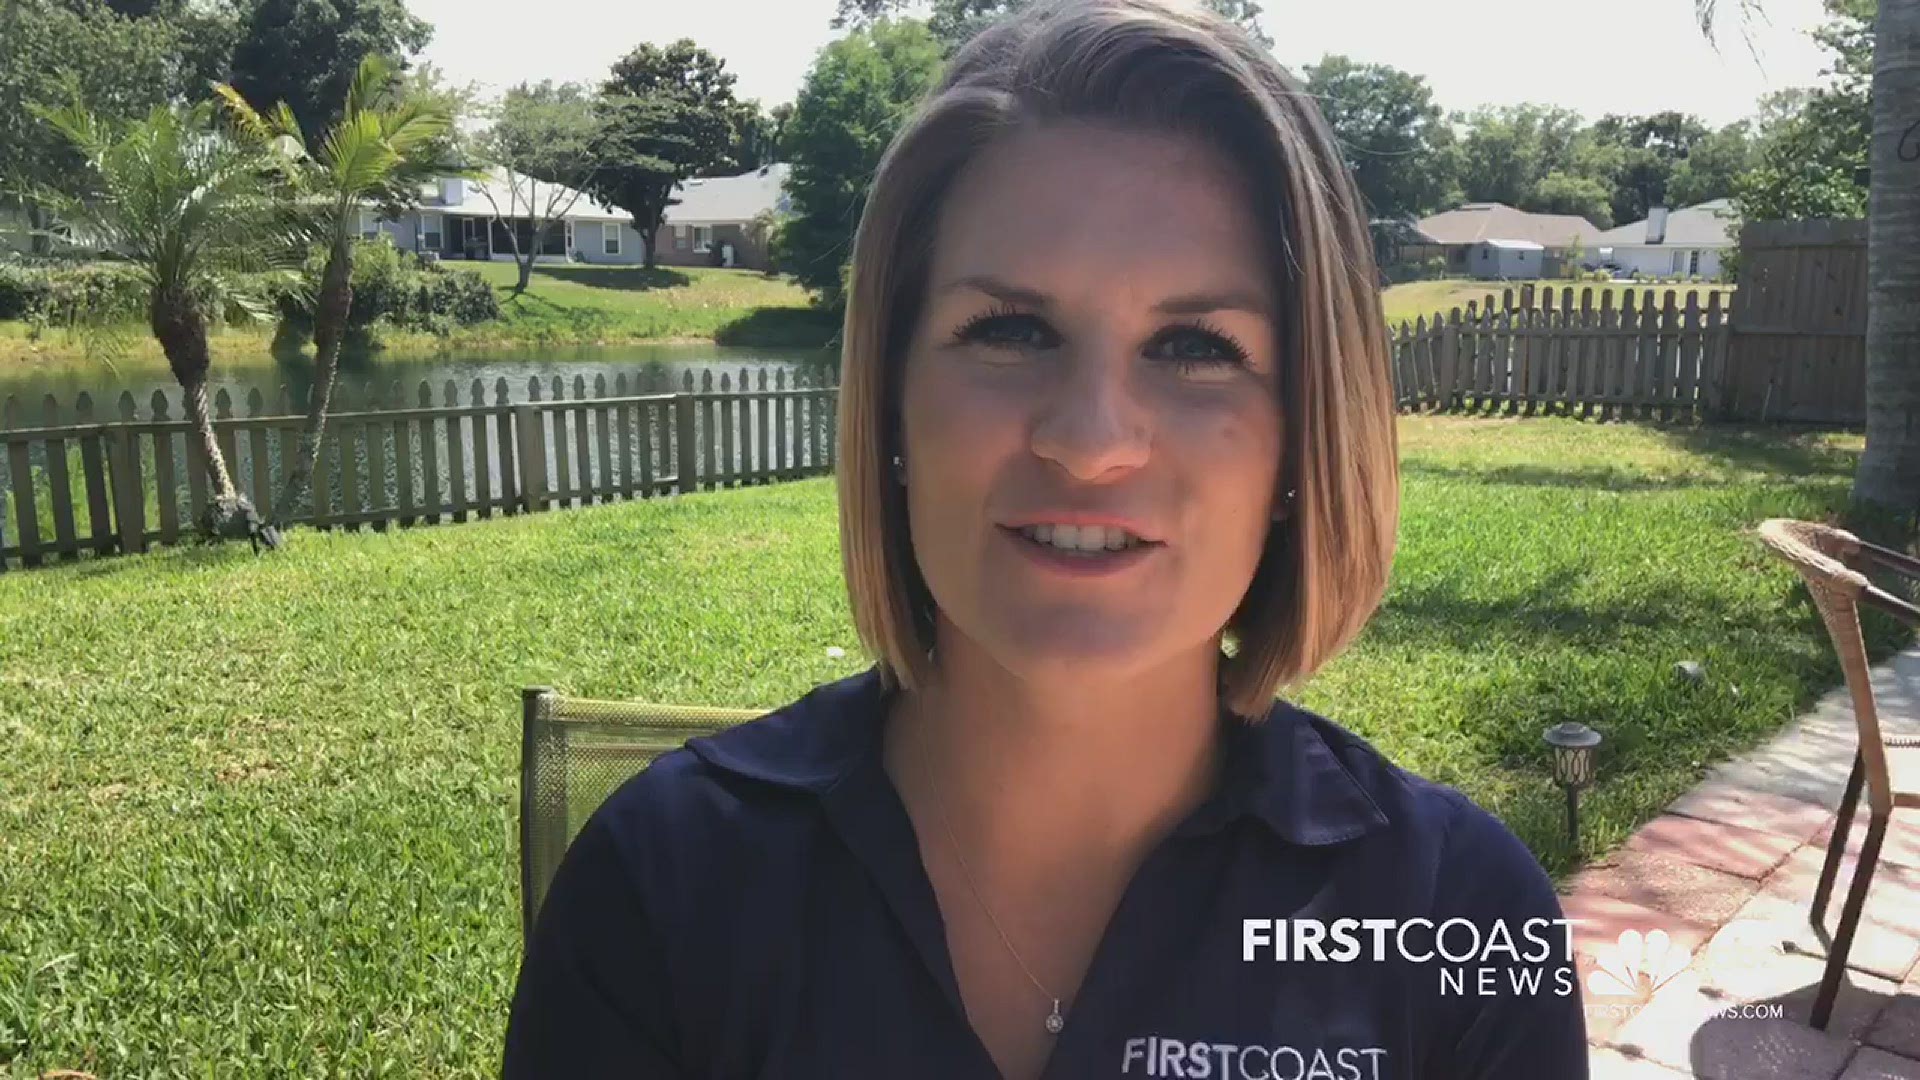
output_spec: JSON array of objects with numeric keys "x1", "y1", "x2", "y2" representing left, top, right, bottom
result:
[
  {"x1": 31, "y1": 101, "x2": 296, "y2": 547},
  {"x1": 216, "y1": 55, "x2": 465, "y2": 531},
  {"x1": 1701, "y1": 0, "x2": 1919, "y2": 525}
]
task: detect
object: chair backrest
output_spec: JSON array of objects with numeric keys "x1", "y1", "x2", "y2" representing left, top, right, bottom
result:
[
  {"x1": 1756, "y1": 519, "x2": 1920, "y2": 818},
  {"x1": 519, "y1": 687, "x2": 764, "y2": 941}
]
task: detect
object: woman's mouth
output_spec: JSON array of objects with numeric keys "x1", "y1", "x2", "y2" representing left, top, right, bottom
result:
[{"x1": 998, "y1": 524, "x2": 1164, "y2": 575}]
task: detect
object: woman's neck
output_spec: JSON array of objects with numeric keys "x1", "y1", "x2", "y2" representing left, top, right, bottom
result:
[{"x1": 882, "y1": 635, "x2": 1227, "y2": 877}]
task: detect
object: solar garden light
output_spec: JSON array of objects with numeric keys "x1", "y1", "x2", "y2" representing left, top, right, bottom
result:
[{"x1": 1543, "y1": 722, "x2": 1602, "y2": 843}]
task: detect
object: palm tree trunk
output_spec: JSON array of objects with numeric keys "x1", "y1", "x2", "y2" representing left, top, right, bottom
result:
[
  {"x1": 1852, "y1": 0, "x2": 1920, "y2": 521},
  {"x1": 269, "y1": 239, "x2": 354, "y2": 529},
  {"x1": 151, "y1": 284, "x2": 238, "y2": 505}
]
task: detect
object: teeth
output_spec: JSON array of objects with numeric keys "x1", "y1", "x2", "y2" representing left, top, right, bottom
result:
[{"x1": 1016, "y1": 524, "x2": 1143, "y2": 553}]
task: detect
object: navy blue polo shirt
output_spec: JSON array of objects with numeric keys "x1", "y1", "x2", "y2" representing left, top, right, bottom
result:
[{"x1": 503, "y1": 665, "x2": 1589, "y2": 1079}]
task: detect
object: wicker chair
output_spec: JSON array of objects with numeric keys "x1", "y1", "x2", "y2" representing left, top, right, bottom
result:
[
  {"x1": 1755, "y1": 519, "x2": 1920, "y2": 1031},
  {"x1": 518, "y1": 687, "x2": 764, "y2": 942}
]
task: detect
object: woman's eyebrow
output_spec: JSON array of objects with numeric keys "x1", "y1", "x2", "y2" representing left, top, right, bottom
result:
[{"x1": 938, "y1": 275, "x2": 1269, "y2": 318}]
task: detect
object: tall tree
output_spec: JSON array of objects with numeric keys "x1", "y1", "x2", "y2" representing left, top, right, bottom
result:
[
  {"x1": 1453, "y1": 104, "x2": 1589, "y2": 209},
  {"x1": 476, "y1": 81, "x2": 600, "y2": 293},
  {"x1": 1701, "y1": 0, "x2": 1919, "y2": 522},
  {"x1": 225, "y1": 0, "x2": 431, "y2": 145},
  {"x1": 1666, "y1": 121, "x2": 1753, "y2": 206},
  {"x1": 586, "y1": 95, "x2": 691, "y2": 271},
  {"x1": 1733, "y1": 87, "x2": 1869, "y2": 220},
  {"x1": 29, "y1": 101, "x2": 297, "y2": 546},
  {"x1": 0, "y1": 0, "x2": 197, "y2": 253},
  {"x1": 1303, "y1": 55, "x2": 1457, "y2": 220},
  {"x1": 1528, "y1": 172, "x2": 1614, "y2": 228},
  {"x1": 589, "y1": 40, "x2": 744, "y2": 268},
  {"x1": 833, "y1": 0, "x2": 1272, "y2": 50},
  {"x1": 729, "y1": 100, "x2": 780, "y2": 172},
  {"x1": 217, "y1": 54, "x2": 463, "y2": 532},
  {"x1": 1590, "y1": 110, "x2": 1711, "y2": 223},
  {"x1": 784, "y1": 18, "x2": 944, "y2": 300}
]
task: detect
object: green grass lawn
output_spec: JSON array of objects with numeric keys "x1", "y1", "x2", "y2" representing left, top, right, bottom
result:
[
  {"x1": 1381, "y1": 278, "x2": 1738, "y2": 328},
  {"x1": 0, "y1": 263, "x2": 838, "y2": 365},
  {"x1": 0, "y1": 416, "x2": 1909, "y2": 1076},
  {"x1": 454, "y1": 262, "x2": 838, "y2": 350}
]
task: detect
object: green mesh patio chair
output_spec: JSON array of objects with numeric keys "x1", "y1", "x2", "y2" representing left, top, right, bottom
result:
[{"x1": 519, "y1": 687, "x2": 764, "y2": 942}]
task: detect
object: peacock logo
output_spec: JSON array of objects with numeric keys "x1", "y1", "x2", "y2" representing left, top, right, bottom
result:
[{"x1": 1585, "y1": 929, "x2": 1693, "y2": 1002}]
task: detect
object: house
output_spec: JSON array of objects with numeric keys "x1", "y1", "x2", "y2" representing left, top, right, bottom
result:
[
  {"x1": 1470, "y1": 238, "x2": 1545, "y2": 280},
  {"x1": 654, "y1": 164, "x2": 791, "y2": 271},
  {"x1": 1404, "y1": 202, "x2": 1603, "y2": 280},
  {"x1": 1591, "y1": 199, "x2": 1738, "y2": 280},
  {"x1": 356, "y1": 171, "x2": 646, "y2": 266}
]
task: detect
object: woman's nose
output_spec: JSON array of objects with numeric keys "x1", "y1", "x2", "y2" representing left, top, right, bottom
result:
[{"x1": 1027, "y1": 345, "x2": 1152, "y2": 481}]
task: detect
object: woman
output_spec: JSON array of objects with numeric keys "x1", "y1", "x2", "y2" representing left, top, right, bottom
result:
[{"x1": 504, "y1": 1, "x2": 1589, "y2": 1077}]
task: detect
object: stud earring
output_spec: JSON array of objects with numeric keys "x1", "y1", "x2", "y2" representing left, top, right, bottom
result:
[{"x1": 1274, "y1": 488, "x2": 1297, "y2": 522}]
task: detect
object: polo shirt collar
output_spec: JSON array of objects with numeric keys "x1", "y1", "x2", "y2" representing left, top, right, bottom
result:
[{"x1": 684, "y1": 664, "x2": 1391, "y2": 847}]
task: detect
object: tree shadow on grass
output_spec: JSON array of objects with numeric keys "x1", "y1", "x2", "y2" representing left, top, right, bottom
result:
[
  {"x1": 528, "y1": 265, "x2": 691, "y2": 291},
  {"x1": 1400, "y1": 461, "x2": 1748, "y2": 492},
  {"x1": 1651, "y1": 423, "x2": 1861, "y2": 482},
  {"x1": 714, "y1": 307, "x2": 841, "y2": 350}
]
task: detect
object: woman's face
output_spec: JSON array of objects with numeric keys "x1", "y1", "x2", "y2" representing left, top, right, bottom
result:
[{"x1": 898, "y1": 120, "x2": 1285, "y2": 682}]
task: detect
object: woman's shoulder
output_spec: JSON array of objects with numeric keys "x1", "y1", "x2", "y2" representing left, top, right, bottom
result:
[
  {"x1": 582, "y1": 668, "x2": 889, "y2": 869},
  {"x1": 1273, "y1": 699, "x2": 1558, "y2": 901}
]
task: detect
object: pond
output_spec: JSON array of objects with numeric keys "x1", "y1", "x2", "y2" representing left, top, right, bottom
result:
[{"x1": 0, "y1": 342, "x2": 839, "y2": 423}]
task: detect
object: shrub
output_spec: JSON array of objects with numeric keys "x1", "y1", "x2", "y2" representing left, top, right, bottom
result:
[
  {"x1": 0, "y1": 261, "x2": 151, "y2": 324},
  {"x1": 0, "y1": 263, "x2": 51, "y2": 320},
  {"x1": 274, "y1": 238, "x2": 499, "y2": 339}
]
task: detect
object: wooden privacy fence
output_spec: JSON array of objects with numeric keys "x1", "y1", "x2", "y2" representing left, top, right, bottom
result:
[
  {"x1": 1389, "y1": 283, "x2": 1734, "y2": 421},
  {"x1": 0, "y1": 366, "x2": 838, "y2": 571},
  {"x1": 1723, "y1": 220, "x2": 1867, "y2": 425}
]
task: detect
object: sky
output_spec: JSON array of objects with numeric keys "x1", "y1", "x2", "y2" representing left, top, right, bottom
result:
[{"x1": 408, "y1": 0, "x2": 1839, "y2": 129}]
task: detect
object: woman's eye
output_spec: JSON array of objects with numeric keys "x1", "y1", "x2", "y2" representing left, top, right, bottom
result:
[
  {"x1": 954, "y1": 312, "x2": 1059, "y2": 350},
  {"x1": 1148, "y1": 326, "x2": 1249, "y2": 370}
]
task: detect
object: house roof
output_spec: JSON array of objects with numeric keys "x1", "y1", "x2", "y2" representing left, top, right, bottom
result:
[
  {"x1": 1415, "y1": 202, "x2": 1602, "y2": 248},
  {"x1": 414, "y1": 169, "x2": 628, "y2": 222},
  {"x1": 1594, "y1": 199, "x2": 1739, "y2": 248},
  {"x1": 662, "y1": 164, "x2": 791, "y2": 225}
]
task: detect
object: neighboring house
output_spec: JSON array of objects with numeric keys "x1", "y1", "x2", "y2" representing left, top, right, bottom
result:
[
  {"x1": 357, "y1": 170, "x2": 645, "y2": 266},
  {"x1": 1469, "y1": 238, "x2": 1545, "y2": 280},
  {"x1": 1591, "y1": 199, "x2": 1739, "y2": 280},
  {"x1": 1405, "y1": 202, "x2": 1603, "y2": 280},
  {"x1": 654, "y1": 163, "x2": 791, "y2": 271}
]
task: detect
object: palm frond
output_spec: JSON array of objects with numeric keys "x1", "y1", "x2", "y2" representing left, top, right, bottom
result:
[{"x1": 343, "y1": 54, "x2": 398, "y2": 121}]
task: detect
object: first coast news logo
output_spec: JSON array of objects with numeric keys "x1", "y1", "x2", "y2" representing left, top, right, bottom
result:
[{"x1": 1240, "y1": 918, "x2": 1733, "y2": 1011}]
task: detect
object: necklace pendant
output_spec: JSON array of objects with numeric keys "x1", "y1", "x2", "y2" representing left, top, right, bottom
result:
[{"x1": 1044, "y1": 999, "x2": 1065, "y2": 1035}]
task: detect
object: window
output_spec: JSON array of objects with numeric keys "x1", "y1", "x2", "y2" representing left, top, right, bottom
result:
[
  {"x1": 359, "y1": 210, "x2": 381, "y2": 241},
  {"x1": 674, "y1": 224, "x2": 689, "y2": 250},
  {"x1": 1688, "y1": 250, "x2": 1701, "y2": 275},
  {"x1": 693, "y1": 225, "x2": 713, "y2": 253},
  {"x1": 564, "y1": 220, "x2": 575, "y2": 251},
  {"x1": 603, "y1": 222, "x2": 621, "y2": 256},
  {"x1": 1671, "y1": 251, "x2": 1687, "y2": 275},
  {"x1": 420, "y1": 212, "x2": 443, "y2": 251}
]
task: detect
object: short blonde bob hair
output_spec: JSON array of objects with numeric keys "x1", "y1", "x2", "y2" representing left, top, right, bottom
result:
[{"x1": 835, "y1": 0, "x2": 1399, "y2": 719}]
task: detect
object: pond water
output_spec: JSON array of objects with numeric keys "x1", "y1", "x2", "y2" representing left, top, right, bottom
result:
[{"x1": 0, "y1": 342, "x2": 839, "y2": 422}]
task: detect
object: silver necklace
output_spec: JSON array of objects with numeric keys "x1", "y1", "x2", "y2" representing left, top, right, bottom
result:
[{"x1": 916, "y1": 726, "x2": 1068, "y2": 1036}]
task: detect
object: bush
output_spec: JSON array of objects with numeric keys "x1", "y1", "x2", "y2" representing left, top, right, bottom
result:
[
  {"x1": 0, "y1": 261, "x2": 149, "y2": 324},
  {"x1": 275, "y1": 238, "x2": 499, "y2": 339},
  {"x1": 750, "y1": 210, "x2": 789, "y2": 276},
  {"x1": 0, "y1": 263, "x2": 50, "y2": 320}
]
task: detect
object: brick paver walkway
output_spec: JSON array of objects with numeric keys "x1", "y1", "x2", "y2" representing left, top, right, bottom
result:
[{"x1": 1570, "y1": 645, "x2": 1920, "y2": 1079}]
